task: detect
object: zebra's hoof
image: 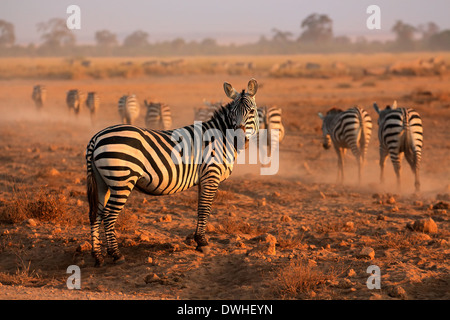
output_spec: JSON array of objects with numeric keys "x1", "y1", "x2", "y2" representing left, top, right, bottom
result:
[
  {"x1": 196, "y1": 245, "x2": 211, "y2": 254},
  {"x1": 94, "y1": 257, "x2": 104, "y2": 267},
  {"x1": 113, "y1": 254, "x2": 125, "y2": 264}
]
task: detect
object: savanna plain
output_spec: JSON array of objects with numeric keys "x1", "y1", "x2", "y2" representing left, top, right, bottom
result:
[{"x1": 0, "y1": 53, "x2": 449, "y2": 300}]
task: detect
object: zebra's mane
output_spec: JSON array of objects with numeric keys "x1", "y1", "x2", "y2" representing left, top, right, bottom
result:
[
  {"x1": 326, "y1": 107, "x2": 343, "y2": 115},
  {"x1": 210, "y1": 89, "x2": 247, "y2": 123}
]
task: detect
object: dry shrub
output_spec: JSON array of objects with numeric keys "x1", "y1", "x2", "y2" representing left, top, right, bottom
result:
[
  {"x1": 0, "y1": 187, "x2": 69, "y2": 223},
  {"x1": 375, "y1": 231, "x2": 425, "y2": 250},
  {"x1": 277, "y1": 233, "x2": 306, "y2": 251},
  {"x1": 216, "y1": 217, "x2": 268, "y2": 236},
  {"x1": 275, "y1": 259, "x2": 334, "y2": 299}
]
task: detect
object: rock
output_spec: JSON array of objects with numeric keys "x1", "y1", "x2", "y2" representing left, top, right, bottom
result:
[
  {"x1": 413, "y1": 200, "x2": 423, "y2": 207},
  {"x1": 156, "y1": 214, "x2": 172, "y2": 222},
  {"x1": 433, "y1": 201, "x2": 449, "y2": 210},
  {"x1": 26, "y1": 218, "x2": 37, "y2": 227},
  {"x1": 197, "y1": 246, "x2": 211, "y2": 254},
  {"x1": 139, "y1": 234, "x2": 151, "y2": 242},
  {"x1": 386, "y1": 196, "x2": 396, "y2": 204},
  {"x1": 280, "y1": 215, "x2": 292, "y2": 222},
  {"x1": 48, "y1": 168, "x2": 60, "y2": 176},
  {"x1": 144, "y1": 273, "x2": 161, "y2": 284},
  {"x1": 76, "y1": 241, "x2": 92, "y2": 252},
  {"x1": 343, "y1": 221, "x2": 354, "y2": 231},
  {"x1": 248, "y1": 233, "x2": 277, "y2": 256},
  {"x1": 358, "y1": 247, "x2": 375, "y2": 260},
  {"x1": 409, "y1": 217, "x2": 438, "y2": 234},
  {"x1": 387, "y1": 285, "x2": 408, "y2": 299}
]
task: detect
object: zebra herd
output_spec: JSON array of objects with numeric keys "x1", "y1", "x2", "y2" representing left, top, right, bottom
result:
[
  {"x1": 33, "y1": 79, "x2": 423, "y2": 267},
  {"x1": 318, "y1": 101, "x2": 423, "y2": 192}
]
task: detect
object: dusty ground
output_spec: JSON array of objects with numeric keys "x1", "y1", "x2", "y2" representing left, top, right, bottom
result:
[{"x1": 0, "y1": 60, "x2": 449, "y2": 300}]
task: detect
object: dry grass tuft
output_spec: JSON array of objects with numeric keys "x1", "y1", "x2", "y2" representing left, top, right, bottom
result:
[
  {"x1": 0, "y1": 187, "x2": 74, "y2": 224},
  {"x1": 216, "y1": 217, "x2": 268, "y2": 236},
  {"x1": 275, "y1": 259, "x2": 335, "y2": 299}
]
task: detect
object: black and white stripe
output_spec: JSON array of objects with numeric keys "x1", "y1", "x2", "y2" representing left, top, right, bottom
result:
[
  {"x1": 258, "y1": 105, "x2": 285, "y2": 156},
  {"x1": 86, "y1": 79, "x2": 259, "y2": 266},
  {"x1": 373, "y1": 101, "x2": 423, "y2": 191},
  {"x1": 66, "y1": 89, "x2": 84, "y2": 115},
  {"x1": 118, "y1": 94, "x2": 140, "y2": 125},
  {"x1": 85, "y1": 92, "x2": 100, "y2": 121},
  {"x1": 144, "y1": 100, "x2": 172, "y2": 130},
  {"x1": 318, "y1": 106, "x2": 372, "y2": 184},
  {"x1": 32, "y1": 85, "x2": 46, "y2": 109}
]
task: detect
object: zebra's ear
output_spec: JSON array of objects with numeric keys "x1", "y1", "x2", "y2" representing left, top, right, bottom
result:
[
  {"x1": 224, "y1": 82, "x2": 238, "y2": 99},
  {"x1": 247, "y1": 78, "x2": 258, "y2": 97},
  {"x1": 318, "y1": 112, "x2": 324, "y2": 120},
  {"x1": 392, "y1": 100, "x2": 398, "y2": 109},
  {"x1": 144, "y1": 100, "x2": 148, "y2": 106},
  {"x1": 373, "y1": 102, "x2": 380, "y2": 114}
]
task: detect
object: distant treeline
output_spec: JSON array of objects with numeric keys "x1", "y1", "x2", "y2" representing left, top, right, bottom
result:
[{"x1": 1, "y1": 14, "x2": 449, "y2": 57}]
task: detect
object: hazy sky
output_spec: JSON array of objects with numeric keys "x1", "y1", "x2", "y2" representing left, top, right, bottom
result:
[{"x1": 1, "y1": 0, "x2": 450, "y2": 44}]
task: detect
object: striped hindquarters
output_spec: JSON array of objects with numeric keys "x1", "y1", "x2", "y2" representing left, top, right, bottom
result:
[
  {"x1": 86, "y1": 92, "x2": 100, "y2": 114},
  {"x1": 378, "y1": 107, "x2": 423, "y2": 163},
  {"x1": 145, "y1": 102, "x2": 172, "y2": 130},
  {"x1": 66, "y1": 90, "x2": 83, "y2": 114},
  {"x1": 32, "y1": 85, "x2": 46, "y2": 108},
  {"x1": 118, "y1": 95, "x2": 140, "y2": 125},
  {"x1": 330, "y1": 107, "x2": 372, "y2": 158},
  {"x1": 266, "y1": 105, "x2": 285, "y2": 142}
]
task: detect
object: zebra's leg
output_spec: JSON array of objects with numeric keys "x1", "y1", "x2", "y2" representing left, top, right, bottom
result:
[
  {"x1": 390, "y1": 151, "x2": 403, "y2": 191},
  {"x1": 379, "y1": 147, "x2": 388, "y2": 185},
  {"x1": 102, "y1": 190, "x2": 133, "y2": 263},
  {"x1": 350, "y1": 144, "x2": 363, "y2": 185},
  {"x1": 90, "y1": 168, "x2": 111, "y2": 267},
  {"x1": 357, "y1": 154, "x2": 362, "y2": 185},
  {"x1": 405, "y1": 151, "x2": 421, "y2": 192},
  {"x1": 335, "y1": 147, "x2": 345, "y2": 184},
  {"x1": 194, "y1": 176, "x2": 220, "y2": 252}
]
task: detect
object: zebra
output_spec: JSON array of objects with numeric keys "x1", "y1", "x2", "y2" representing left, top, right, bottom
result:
[
  {"x1": 66, "y1": 89, "x2": 84, "y2": 115},
  {"x1": 318, "y1": 106, "x2": 372, "y2": 184},
  {"x1": 86, "y1": 79, "x2": 259, "y2": 266},
  {"x1": 32, "y1": 85, "x2": 47, "y2": 109},
  {"x1": 118, "y1": 94, "x2": 140, "y2": 125},
  {"x1": 257, "y1": 105, "x2": 285, "y2": 157},
  {"x1": 85, "y1": 92, "x2": 100, "y2": 122},
  {"x1": 144, "y1": 100, "x2": 173, "y2": 130},
  {"x1": 373, "y1": 101, "x2": 423, "y2": 192},
  {"x1": 194, "y1": 100, "x2": 222, "y2": 122}
]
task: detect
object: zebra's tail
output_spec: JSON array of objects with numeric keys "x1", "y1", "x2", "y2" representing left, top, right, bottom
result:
[
  {"x1": 86, "y1": 140, "x2": 98, "y2": 225},
  {"x1": 356, "y1": 107, "x2": 371, "y2": 163}
]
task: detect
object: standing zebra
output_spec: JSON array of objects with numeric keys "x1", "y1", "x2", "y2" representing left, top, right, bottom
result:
[
  {"x1": 85, "y1": 92, "x2": 100, "y2": 122},
  {"x1": 32, "y1": 85, "x2": 47, "y2": 109},
  {"x1": 258, "y1": 105, "x2": 285, "y2": 157},
  {"x1": 318, "y1": 106, "x2": 372, "y2": 184},
  {"x1": 86, "y1": 79, "x2": 259, "y2": 266},
  {"x1": 66, "y1": 89, "x2": 84, "y2": 115},
  {"x1": 118, "y1": 94, "x2": 140, "y2": 125},
  {"x1": 144, "y1": 100, "x2": 172, "y2": 130},
  {"x1": 373, "y1": 101, "x2": 423, "y2": 192}
]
